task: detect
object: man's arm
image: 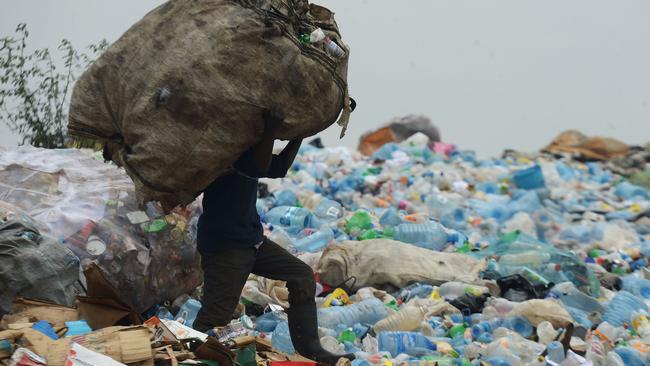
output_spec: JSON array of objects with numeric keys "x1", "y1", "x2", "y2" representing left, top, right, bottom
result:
[
  {"x1": 251, "y1": 108, "x2": 284, "y2": 173},
  {"x1": 266, "y1": 138, "x2": 303, "y2": 178}
]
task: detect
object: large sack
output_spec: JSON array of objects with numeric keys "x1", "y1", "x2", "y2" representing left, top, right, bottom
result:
[
  {"x1": 317, "y1": 239, "x2": 487, "y2": 291},
  {"x1": 0, "y1": 146, "x2": 202, "y2": 312},
  {"x1": 0, "y1": 203, "x2": 81, "y2": 316},
  {"x1": 69, "y1": 0, "x2": 351, "y2": 209},
  {"x1": 542, "y1": 130, "x2": 629, "y2": 161}
]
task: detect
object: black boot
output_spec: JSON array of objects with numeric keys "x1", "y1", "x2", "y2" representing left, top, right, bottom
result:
[{"x1": 287, "y1": 302, "x2": 355, "y2": 366}]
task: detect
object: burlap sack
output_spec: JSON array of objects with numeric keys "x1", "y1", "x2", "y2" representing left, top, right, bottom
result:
[{"x1": 69, "y1": 0, "x2": 351, "y2": 209}]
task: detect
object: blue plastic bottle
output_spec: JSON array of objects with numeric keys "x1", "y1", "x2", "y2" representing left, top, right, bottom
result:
[
  {"x1": 377, "y1": 331, "x2": 437, "y2": 357},
  {"x1": 293, "y1": 227, "x2": 335, "y2": 252},
  {"x1": 175, "y1": 299, "x2": 202, "y2": 328},
  {"x1": 314, "y1": 199, "x2": 344, "y2": 221},
  {"x1": 622, "y1": 275, "x2": 650, "y2": 299},
  {"x1": 392, "y1": 222, "x2": 453, "y2": 251},
  {"x1": 318, "y1": 298, "x2": 388, "y2": 329},
  {"x1": 471, "y1": 318, "x2": 503, "y2": 338},
  {"x1": 266, "y1": 206, "x2": 313, "y2": 233},
  {"x1": 273, "y1": 190, "x2": 298, "y2": 207},
  {"x1": 271, "y1": 321, "x2": 295, "y2": 354},
  {"x1": 379, "y1": 207, "x2": 402, "y2": 228},
  {"x1": 503, "y1": 316, "x2": 533, "y2": 338},
  {"x1": 546, "y1": 341, "x2": 565, "y2": 364},
  {"x1": 614, "y1": 347, "x2": 646, "y2": 366},
  {"x1": 602, "y1": 291, "x2": 648, "y2": 326}
]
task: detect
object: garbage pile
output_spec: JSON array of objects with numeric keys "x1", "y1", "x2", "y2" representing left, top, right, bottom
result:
[{"x1": 2, "y1": 131, "x2": 650, "y2": 366}]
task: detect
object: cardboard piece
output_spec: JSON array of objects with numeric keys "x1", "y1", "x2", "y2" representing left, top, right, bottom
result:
[
  {"x1": 20, "y1": 326, "x2": 153, "y2": 366},
  {"x1": 194, "y1": 337, "x2": 235, "y2": 366},
  {"x1": 65, "y1": 342, "x2": 127, "y2": 366},
  {"x1": 76, "y1": 296, "x2": 139, "y2": 330},
  {"x1": 160, "y1": 320, "x2": 207, "y2": 342},
  {"x1": 144, "y1": 317, "x2": 178, "y2": 344},
  {"x1": 1, "y1": 299, "x2": 78, "y2": 330}
]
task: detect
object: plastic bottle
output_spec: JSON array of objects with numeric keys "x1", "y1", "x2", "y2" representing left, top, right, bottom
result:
[
  {"x1": 438, "y1": 282, "x2": 488, "y2": 300},
  {"x1": 377, "y1": 331, "x2": 437, "y2": 357},
  {"x1": 602, "y1": 291, "x2": 647, "y2": 326},
  {"x1": 379, "y1": 207, "x2": 402, "y2": 228},
  {"x1": 373, "y1": 306, "x2": 427, "y2": 333},
  {"x1": 631, "y1": 310, "x2": 650, "y2": 338},
  {"x1": 271, "y1": 321, "x2": 295, "y2": 354},
  {"x1": 175, "y1": 299, "x2": 202, "y2": 328},
  {"x1": 274, "y1": 190, "x2": 298, "y2": 207},
  {"x1": 622, "y1": 275, "x2": 650, "y2": 299},
  {"x1": 546, "y1": 341, "x2": 565, "y2": 364},
  {"x1": 605, "y1": 351, "x2": 625, "y2": 366},
  {"x1": 503, "y1": 317, "x2": 533, "y2": 338},
  {"x1": 535, "y1": 321, "x2": 556, "y2": 345},
  {"x1": 266, "y1": 206, "x2": 312, "y2": 231},
  {"x1": 614, "y1": 181, "x2": 649, "y2": 200},
  {"x1": 393, "y1": 283, "x2": 433, "y2": 302},
  {"x1": 314, "y1": 199, "x2": 344, "y2": 221},
  {"x1": 318, "y1": 298, "x2": 388, "y2": 329},
  {"x1": 324, "y1": 37, "x2": 345, "y2": 58},
  {"x1": 156, "y1": 306, "x2": 174, "y2": 320},
  {"x1": 499, "y1": 251, "x2": 550, "y2": 267},
  {"x1": 613, "y1": 347, "x2": 645, "y2": 366},
  {"x1": 470, "y1": 318, "x2": 502, "y2": 338},
  {"x1": 392, "y1": 222, "x2": 453, "y2": 251},
  {"x1": 293, "y1": 227, "x2": 335, "y2": 253},
  {"x1": 344, "y1": 211, "x2": 373, "y2": 235},
  {"x1": 550, "y1": 282, "x2": 605, "y2": 315}
]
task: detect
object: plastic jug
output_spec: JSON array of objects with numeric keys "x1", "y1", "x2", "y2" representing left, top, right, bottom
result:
[
  {"x1": 274, "y1": 190, "x2": 298, "y2": 207},
  {"x1": 313, "y1": 199, "x2": 344, "y2": 221},
  {"x1": 266, "y1": 206, "x2": 313, "y2": 232}
]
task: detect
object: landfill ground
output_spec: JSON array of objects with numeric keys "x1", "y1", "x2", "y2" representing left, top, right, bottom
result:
[{"x1": 1, "y1": 132, "x2": 650, "y2": 366}]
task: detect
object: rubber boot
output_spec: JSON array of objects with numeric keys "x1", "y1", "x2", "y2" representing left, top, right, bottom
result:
[{"x1": 287, "y1": 302, "x2": 355, "y2": 365}]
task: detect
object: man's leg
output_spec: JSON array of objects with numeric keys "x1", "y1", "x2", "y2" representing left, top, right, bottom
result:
[
  {"x1": 193, "y1": 247, "x2": 256, "y2": 333},
  {"x1": 252, "y1": 238, "x2": 353, "y2": 365}
]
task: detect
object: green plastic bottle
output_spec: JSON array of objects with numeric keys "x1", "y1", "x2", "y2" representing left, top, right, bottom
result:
[{"x1": 344, "y1": 211, "x2": 373, "y2": 234}]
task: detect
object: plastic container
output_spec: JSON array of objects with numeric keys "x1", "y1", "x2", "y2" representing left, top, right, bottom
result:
[
  {"x1": 379, "y1": 207, "x2": 402, "y2": 228},
  {"x1": 393, "y1": 283, "x2": 433, "y2": 302},
  {"x1": 373, "y1": 306, "x2": 427, "y2": 333},
  {"x1": 175, "y1": 298, "x2": 202, "y2": 328},
  {"x1": 622, "y1": 275, "x2": 650, "y2": 299},
  {"x1": 318, "y1": 298, "x2": 388, "y2": 329},
  {"x1": 503, "y1": 317, "x2": 533, "y2": 338},
  {"x1": 546, "y1": 341, "x2": 565, "y2": 364},
  {"x1": 271, "y1": 321, "x2": 295, "y2": 355},
  {"x1": 293, "y1": 227, "x2": 335, "y2": 253},
  {"x1": 551, "y1": 282, "x2": 605, "y2": 314},
  {"x1": 377, "y1": 331, "x2": 437, "y2": 357},
  {"x1": 313, "y1": 199, "x2": 344, "y2": 221},
  {"x1": 631, "y1": 311, "x2": 650, "y2": 338},
  {"x1": 602, "y1": 291, "x2": 648, "y2": 326},
  {"x1": 274, "y1": 190, "x2": 298, "y2": 207},
  {"x1": 392, "y1": 222, "x2": 452, "y2": 251},
  {"x1": 513, "y1": 165, "x2": 546, "y2": 190},
  {"x1": 470, "y1": 318, "x2": 502, "y2": 338},
  {"x1": 324, "y1": 37, "x2": 345, "y2": 58},
  {"x1": 614, "y1": 181, "x2": 649, "y2": 200},
  {"x1": 438, "y1": 282, "x2": 488, "y2": 300},
  {"x1": 266, "y1": 206, "x2": 313, "y2": 232},
  {"x1": 613, "y1": 347, "x2": 646, "y2": 366},
  {"x1": 535, "y1": 321, "x2": 556, "y2": 345}
]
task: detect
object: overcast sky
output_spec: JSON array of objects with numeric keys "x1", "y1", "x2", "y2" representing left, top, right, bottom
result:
[{"x1": 1, "y1": 0, "x2": 649, "y2": 156}]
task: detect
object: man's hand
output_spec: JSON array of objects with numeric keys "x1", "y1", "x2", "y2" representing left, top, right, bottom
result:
[{"x1": 263, "y1": 107, "x2": 284, "y2": 138}]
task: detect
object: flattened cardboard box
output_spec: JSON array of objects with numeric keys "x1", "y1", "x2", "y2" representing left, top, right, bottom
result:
[
  {"x1": 1, "y1": 298, "x2": 78, "y2": 329},
  {"x1": 21, "y1": 326, "x2": 152, "y2": 366}
]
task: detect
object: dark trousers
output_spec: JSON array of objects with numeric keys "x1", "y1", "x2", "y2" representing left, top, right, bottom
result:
[{"x1": 193, "y1": 237, "x2": 316, "y2": 331}]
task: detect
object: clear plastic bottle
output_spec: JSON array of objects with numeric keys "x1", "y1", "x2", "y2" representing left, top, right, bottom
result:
[
  {"x1": 550, "y1": 282, "x2": 605, "y2": 314},
  {"x1": 379, "y1": 207, "x2": 402, "y2": 228},
  {"x1": 438, "y1": 282, "x2": 489, "y2": 300},
  {"x1": 373, "y1": 306, "x2": 427, "y2": 333},
  {"x1": 503, "y1": 316, "x2": 533, "y2": 338},
  {"x1": 324, "y1": 37, "x2": 345, "y2": 58},
  {"x1": 631, "y1": 310, "x2": 650, "y2": 338},
  {"x1": 535, "y1": 321, "x2": 556, "y2": 345},
  {"x1": 377, "y1": 331, "x2": 437, "y2": 357},
  {"x1": 293, "y1": 227, "x2": 335, "y2": 253},
  {"x1": 392, "y1": 222, "x2": 453, "y2": 251},
  {"x1": 602, "y1": 291, "x2": 647, "y2": 326},
  {"x1": 266, "y1": 206, "x2": 312, "y2": 231},
  {"x1": 317, "y1": 298, "x2": 388, "y2": 329},
  {"x1": 314, "y1": 199, "x2": 344, "y2": 221},
  {"x1": 470, "y1": 318, "x2": 503, "y2": 339}
]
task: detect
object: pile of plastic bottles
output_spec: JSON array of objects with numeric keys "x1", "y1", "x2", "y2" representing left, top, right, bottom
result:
[{"x1": 198, "y1": 133, "x2": 650, "y2": 365}]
